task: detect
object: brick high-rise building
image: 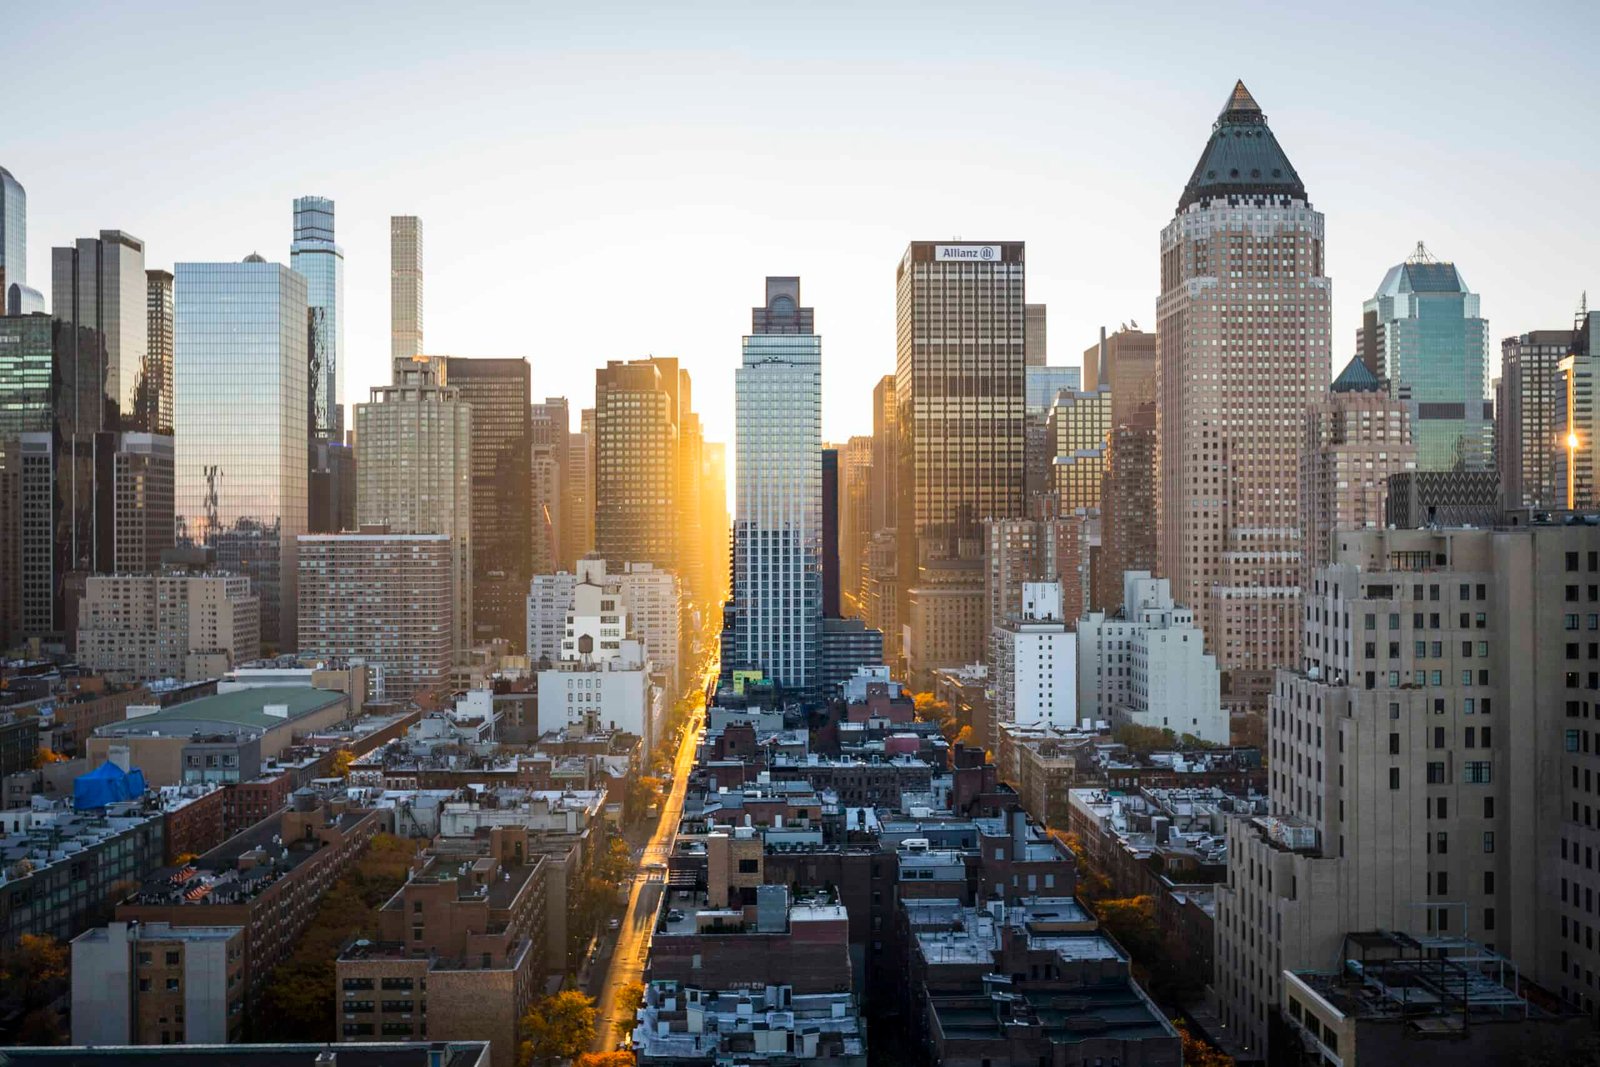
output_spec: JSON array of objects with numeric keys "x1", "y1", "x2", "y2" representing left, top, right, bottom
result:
[
  {"x1": 1093, "y1": 326, "x2": 1158, "y2": 612},
  {"x1": 438, "y1": 357, "x2": 530, "y2": 649},
  {"x1": 1156, "y1": 82, "x2": 1330, "y2": 703},
  {"x1": 1300, "y1": 357, "x2": 1416, "y2": 584}
]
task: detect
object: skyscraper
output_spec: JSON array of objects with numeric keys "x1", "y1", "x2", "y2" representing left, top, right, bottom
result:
[
  {"x1": 839, "y1": 435, "x2": 872, "y2": 615},
  {"x1": 531, "y1": 397, "x2": 570, "y2": 576},
  {"x1": 728, "y1": 277, "x2": 822, "y2": 688},
  {"x1": 144, "y1": 270, "x2": 174, "y2": 435},
  {"x1": 821, "y1": 446, "x2": 840, "y2": 619},
  {"x1": 174, "y1": 256, "x2": 309, "y2": 649},
  {"x1": 1556, "y1": 308, "x2": 1600, "y2": 508},
  {"x1": 290, "y1": 196, "x2": 345, "y2": 441},
  {"x1": 1157, "y1": 82, "x2": 1329, "y2": 701},
  {"x1": 438, "y1": 357, "x2": 531, "y2": 648},
  {"x1": 1045, "y1": 387, "x2": 1110, "y2": 513},
  {"x1": 1360, "y1": 244, "x2": 1491, "y2": 471},
  {"x1": 700, "y1": 439, "x2": 729, "y2": 607},
  {"x1": 594, "y1": 359, "x2": 677, "y2": 571},
  {"x1": 53, "y1": 230, "x2": 149, "y2": 431},
  {"x1": 895, "y1": 241, "x2": 1026, "y2": 567},
  {"x1": 358, "y1": 356, "x2": 473, "y2": 655},
  {"x1": 1500, "y1": 328, "x2": 1573, "y2": 510},
  {"x1": 1095, "y1": 326, "x2": 1158, "y2": 613},
  {"x1": 0, "y1": 166, "x2": 42, "y2": 315},
  {"x1": 390, "y1": 215, "x2": 423, "y2": 359},
  {"x1": 565, "y1": 425, "x2": 594, "y2": 568},
  {"x1": 1024, "y1": 303, "x2": 1047, "y2": 367}
]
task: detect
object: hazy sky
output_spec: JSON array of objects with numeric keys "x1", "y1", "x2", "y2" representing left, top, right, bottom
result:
[{"x1": 10, "y1": 0, "x2": 1596, "y2": 451}]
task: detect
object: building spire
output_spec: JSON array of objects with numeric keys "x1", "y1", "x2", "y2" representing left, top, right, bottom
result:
[
  {"x1": 1221, "y1": 79, "x2": 1262, "y2": 120},
  {"x1": 1407, "y1": 241, "x2": 1437, "y2": 264}
]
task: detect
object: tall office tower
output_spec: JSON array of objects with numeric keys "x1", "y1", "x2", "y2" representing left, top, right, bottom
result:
[
  {"x1": 565, "y1": 427, "x2": 594, "y2": 568},
  {"x1": 895, "y1": 240, "x2": 1026, "y2": 575},
  {"x1": 1046, "y1": 387, "x2": 1111, "y2": 514},
  {"x1": 113, "y1": 434, "x2": 174, "y2": 574},
  {"x1": 869, "y1": 375, "x2": 898, "y2": 535},
  {"x1": 530, "y1": 398, "x2": 569, "y2": 576},
  {"x1": 143, "y1": 270, "x2": 174, "y2": 435},
  {"x1": 1095, "y1": 326, "x2": 1158, "y2": 612},
  {"x1": 677, "y1": 408, "x2": 706, "y2": 606},
  {"x1": 1025, "y1": 303, "x2": 1047, "y2": 367},
  {"x1": 840, "y1": 435, "x2": 873, "y2": 614},
  {"x1": 174, "y1": 256, "x2": 308, "y2": 650},
  {"x1": 290, "y1": 196, "x2": 345, "y2": 441},
  {"x1": 1214, "y1": 525, "x2": 1599, "y2": 1054},
  {"x1": 53, "y1": 230, "x2": 149, "y2": 432},
  {"x1": 308, "y1": 436, "x2": 356, "y2": 534},
  {"x1": 298, "y1": 530, "x2": 453, "y2": 702},
  {"x1": 1300, "y1": 357, "x2": 1416, "y2": 582},
  {"x1": 866, "y1": 375, "x2": 900, "y2": 664},
  {"x1": 1360, "y1": 244, "x2": 1491, "y2": 471},
  {"x1": 389, "y1": 216, "x2": 423, "y2": 359},
  {"x1": 1499, "y1": 329, "x2": 1571, "y2": 510},
  {"x1": 356, "y1": 356, "x2": 473, "y2": 655},
  {"x1": 1157, "y1": 82, "x2": 1329, "y2": 706},
  {"x1": 821, "y1": 447, "x2": 841, "y2": 618},
  {"x1": 1555, "y1": 309, "x2": 1600, "y2": 509},
  {"x1": 594, "y1": 359, "x2": 678, "y2": 571},
  {"x1": 437, "y1": 357, "x2": 531, "y2": 649},
  {"x1": 0, "y1": 166, "x2": 43, "y2": 315},
  {"x1": 1023, "y1": 365, "x2": 1081, "y2": 505},
  {"x1": 700, "y1": 439, "x2": 729, "y2": 607},
  {"x1": 728, "y1": 277, "x2": 822, "y2": 688}
]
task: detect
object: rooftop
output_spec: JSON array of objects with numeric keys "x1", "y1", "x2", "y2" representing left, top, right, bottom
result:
[
  {"x1": 95, "y1": 687, "x2": 346, "y2": 738},
  {"x1": 0, "y1": 806, "x2": 160, "y2": 885},
  {"x1": 1178, "y1": 80, "x2": 1307, "y2": 212}
]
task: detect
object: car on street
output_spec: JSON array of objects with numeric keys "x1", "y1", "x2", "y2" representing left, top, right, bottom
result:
[{"x1": 607, "y1": 917, "x2": 621, "y2": 932}]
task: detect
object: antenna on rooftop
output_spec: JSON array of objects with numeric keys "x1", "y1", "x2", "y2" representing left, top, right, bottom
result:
[{"x1": 1407, "y1": 241, "x2": 1437, "y2": 264}]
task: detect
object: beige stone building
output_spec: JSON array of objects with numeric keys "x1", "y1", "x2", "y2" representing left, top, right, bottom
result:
[
  {"x1": 77, "y1": 570, "x2": 259, "y2": 682},
  {"x1": 906, "y1": 556, "x2": 984, "y2": 687},
  {"x1": 1156, "y1": 83, "x2": 1330, "y2": 701},
  {"x1": 1214, "y1": 523, "x2": 1600, "y2": 1057},
  {"x1": 1299, "y1": 356, "x2": 1416, "y2": 585}
]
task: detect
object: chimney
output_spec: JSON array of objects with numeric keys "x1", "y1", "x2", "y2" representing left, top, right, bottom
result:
[{"x1": 108, "y1": 745, "x2": 132, "y2": 773}]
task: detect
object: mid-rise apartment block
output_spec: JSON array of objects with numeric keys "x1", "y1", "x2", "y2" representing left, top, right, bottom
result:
[
  {"x1": 298, "y1": 531, "x2": 454, "y2": 702},
  {"x1": 71, "y1": 921, "x2": 245, "y2": 1046},
  {"x1": 991, "y1": 581, "x2": 1076, "y2": 734},
  {"x1": 1077, "y1": 571, "x2": 1225, "y2": 743},
  {"x1": 77, "y1": 567, "x2": 260, "y2": 682}
]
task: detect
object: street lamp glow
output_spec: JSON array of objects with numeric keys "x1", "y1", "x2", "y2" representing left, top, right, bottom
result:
[{"x1": 1569, "y1": 433, "x2": 1581, "y2": 450}]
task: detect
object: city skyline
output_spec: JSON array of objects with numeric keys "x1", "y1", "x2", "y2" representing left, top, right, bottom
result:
[{"x1": 7, "y1": 1, "x2": 1595, "y2": 452}]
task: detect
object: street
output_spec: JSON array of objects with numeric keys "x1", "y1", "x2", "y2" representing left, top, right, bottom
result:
[{"x1": 587, "y1": 655, "x2": 714, "y2": 1050}]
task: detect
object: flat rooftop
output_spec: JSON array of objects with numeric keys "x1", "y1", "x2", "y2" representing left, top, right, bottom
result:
[
  {"x1": 95, "y1": 686, "x2": 346, "y2": 737},
  {"x1": 932, "y1": 986, "x2": 1177, "y2": 1044},
  {"x1": 127, "y1": 809, "x2": 370, "y2": 906}
]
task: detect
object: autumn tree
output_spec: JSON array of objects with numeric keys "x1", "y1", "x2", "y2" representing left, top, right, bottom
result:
[
  {"x1": 329, "y1": 748, "x2": 357, "y2": 778},
  {"x1": 1095, "y1": 895, "x2": 1161, "y2": 961},
  {"x1": 575, "y1": 1054, "x2": 635, "y2": 1067},
  {"x1": 0, "y1": 934, "x2": 69, "y2": 1044},
  {"x1": 520, "y1": 989, "x2": 598, "y2": 1066},
  {"x1": 1112, "y1": 722, "x2": 1175, "y2": 757},
  {"x1": 614, "y1": 981, "x2": 645, "y2": 1040},
  {"x1": 1176, "y1": 1020, "x2": 1234, "y2": 1066}
]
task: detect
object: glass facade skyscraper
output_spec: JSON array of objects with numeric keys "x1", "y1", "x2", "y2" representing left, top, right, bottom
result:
[
  {"x1": 1360, "y1": 245, "x2": 1491, "y2": 472},
  {"x1": 52, "y1": 230, "x2": 149, "y2": 432},
  {"x1": 174, "y1": 256, "x2": 309, "y2": 650},
  {"x1": 0, "y1": 166, "x2": 41, "y2": 315},
  {"x1": 730, "y1": 277, "x2": 822, "y2": 688},
  {"x1": 290, "y1": 196, "x2": 345, "y2": 441}
]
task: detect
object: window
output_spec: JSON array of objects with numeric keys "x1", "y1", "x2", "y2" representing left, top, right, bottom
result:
[
  {"x1": 165, "y1": 951, "x2": 179, "y2": 965},
  {"x1": 738, "y1": 859, "x2": 759, "y2": 873},
  {"x1": 1484, "y1": 796, "x2": 1495, "y2": 818},
  {"x1": 1389, "y1": 733, "x2": 1400, "y2": 754},
  {"x1": 1390, "y1": 767, "x2": 1401, "y2": 790},
  {"x1": 1483, "y1": 832, "x2": 1495, "y2": 854},
  {"x1": 1465, "y1": 761, "x2": 1492, "y2": 784},
  {"x1": 1436, "y1": 832, "x2": 1448, "y2": 855},
  {"x1": 1427, "y1": 762, "x2": 1446, "y2": 784}
]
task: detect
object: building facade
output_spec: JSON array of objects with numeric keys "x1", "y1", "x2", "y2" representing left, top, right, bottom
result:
[
  {"x1": 290, "y1": 195, "x2": 345, "y2": 441},
  {"x1": 356, "y1": 356, "x2": 473, "y2": 654},
  {"x1": 390, "y1": 215, "x2": 423, "y2": 359},
  {"x1": 142, "y1": 269, "x2": 174, "y2": 435},
  {"x1": 1156, "y1": 82, "x2": 1329, "y2": 695},
  {"x1": 730, "y1": 277, "x2": 822, "y2": 688},
  {"x1": 992, "y1": 582, "x2": 1076, "y2": 733},
  {"x1": 71, "y1": 921, "x2": 245, "y2": 1046},
  {"x1": 78, "y1": 570, "x2": 260, "y2": 682},
  {"x1": 1499, "y1": 328, "x2": 1572, "y2": 510},
  {"x1": 1360, "y1": 245, "x2": 1492, "y2": 472},
  {"x1": 594, "y1": 359, "x2": 678, "y2": 571},
  {"x1": 174, "y1": 256, "x2": 308, "y2": 650},
  {"x1": 1095, "y1": 327, "x2": 1158, "y2": 613},
  {"x1": 437, "y1": 356, "x2": 531, "y2": 649},
  {"x1": 298, "y1": 532, "x2": 454, "y2": 702}
]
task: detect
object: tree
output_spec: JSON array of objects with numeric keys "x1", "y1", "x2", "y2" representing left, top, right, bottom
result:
[
  {"x1": 519, "y1": 989, "x2": 598, "y2": 1066},
  {"x1": 329, "y1": 748, "x2": 357, "y2": 778},
  {"x1": 953, "y1": 725, "x2": 975, "y2": 748},
  {"x1": 1095, "y1": 895, "x2": 1161, "y2": 961},
  {"x1": 1112, "y1": 722, "x2": 1175, "y2": 757},
  {"x1": 575, "y1": 1054, "x2": 635, "y2": 1067},
  {"x1": 31, "y1": 748, "x2": 66, "y2": 768},
  {"x1": 1175, "y1": 1020, "x2": 1234, "y2": 1066},
  {"x1": 614, "y1": 981, "x2": 645, "y2": 1040},
  {"x1": 0, "y1": 934, "x2": 69, "y2": 1044}
]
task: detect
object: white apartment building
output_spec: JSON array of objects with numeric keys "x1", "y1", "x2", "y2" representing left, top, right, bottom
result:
[
  {"x1": 1214, "y1": 524, "x2": 1600, "y2": 1058},
  {"x1": 1077, "y1": 571, "x2": 1224, "y2": 743},
  {"x1": 536, "y1": 637, "x2": 664, "y2": 754},
  {"x1": 992, "y1": 582, "x2": 1077, "y2": 731},
  {"x1": 77, "y1": 571, "x2": 260, "y2": 683},
  {"x1": 527, "y1": 557, "x2": 681, "y2": 690}
]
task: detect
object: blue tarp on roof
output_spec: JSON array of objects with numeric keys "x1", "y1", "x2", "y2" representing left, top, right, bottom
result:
[{"x1": 73, "y1": 760, "x2": 147, "y2": 810}]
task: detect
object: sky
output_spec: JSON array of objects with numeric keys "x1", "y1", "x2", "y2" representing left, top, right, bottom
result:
[{"x1": 8, "y1": 0, "x2": 1597, "y2": 456}]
